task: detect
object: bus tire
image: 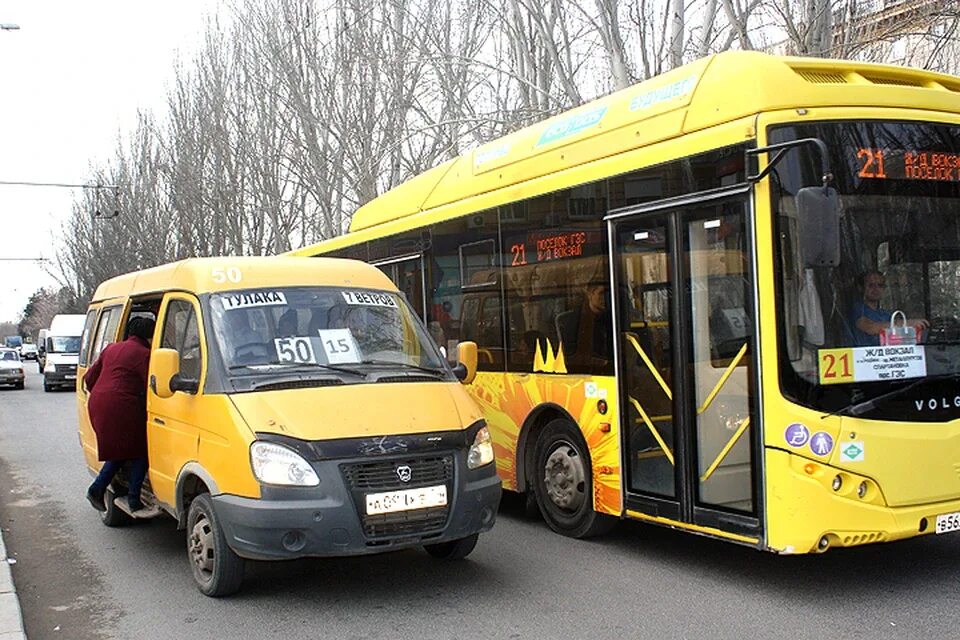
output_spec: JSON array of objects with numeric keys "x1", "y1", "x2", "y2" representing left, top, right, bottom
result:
[
  {"x1": 186, "y1": 493, "x2": 244, "y2": 597},
  {"x1": 533, "y1": 418, "x2": 615, "y2": 539},
  {"x1": 101, "y1": 487, "x2": 132, "y2": 528},
  {"x1": 424, "y1": 533, "x2": 479, "y2": 560}
]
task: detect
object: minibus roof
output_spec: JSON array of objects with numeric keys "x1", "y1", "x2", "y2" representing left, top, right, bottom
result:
[{"x1": 90, "y1": 256, "x2": 396, "y2": 303}]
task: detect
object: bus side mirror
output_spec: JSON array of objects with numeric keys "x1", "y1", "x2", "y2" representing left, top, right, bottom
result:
[
  {"x1": 151, "y1": 348, "x2": 180, "y2": 398},
  {"x1": 797, "y1": 186, "x2": 840, "y2": 267},
  {"x1": 452, "y1": 341, "x2": 477, "y2": 385}
]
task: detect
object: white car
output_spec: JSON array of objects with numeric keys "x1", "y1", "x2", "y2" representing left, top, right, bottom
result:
[
  {"x1": 0, "y1": 348, "x2": 25, "y2": 390},
  {"x1": 19, "y1": 343, "x2": 38, "y2": 361}
]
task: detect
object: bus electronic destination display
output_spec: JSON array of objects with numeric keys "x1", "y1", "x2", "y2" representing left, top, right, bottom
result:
[
  {"x1": 506, "y1": 230, "x2": 601, "y2": 266},
  {"x1": 856, "y1": 148, "x2": 960, "y2": 182}
]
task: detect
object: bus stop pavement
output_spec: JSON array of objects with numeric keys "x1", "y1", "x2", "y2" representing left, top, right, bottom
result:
[{"x1": 0, "y1": 529, "x2": 25, "y2": 639}]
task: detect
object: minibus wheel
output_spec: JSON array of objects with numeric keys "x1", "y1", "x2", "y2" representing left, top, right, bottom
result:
[
  {"x1": 101, "y1": 487, "x2": 132, "y2": 528},
  {"x1": 186, "y1": 493, "x2": 245, "y2": 597},
  {"x1": 533, "y1": 418, "x2": 615, "y2": 539},
  {"x1": 424, "y1": 533, "x2": 479, "y2": 560}
]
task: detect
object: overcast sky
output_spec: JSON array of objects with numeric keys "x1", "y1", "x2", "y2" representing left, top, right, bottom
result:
[{"x1": 0, "y1": 0, "x2": 220, "y2": 323}]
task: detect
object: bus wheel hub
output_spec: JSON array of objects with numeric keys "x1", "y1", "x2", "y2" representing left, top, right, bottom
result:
[{"x1": 544, "y1": 444, "x2": 585, "y2": 511}]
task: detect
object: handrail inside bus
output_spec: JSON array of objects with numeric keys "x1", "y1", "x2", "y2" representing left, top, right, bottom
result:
[
  {"x1": 625, "y1": 333, "x2": 673, "y2": 401},
  {"x1": 700, "y1": 416, "x2": 752, "y2": 483},
  {"x1": 697, "y1": 342, "x2": 748, "y2": 416},
  {"x1": 628, "y1": 396, "x2": 675, "y2": 466}
]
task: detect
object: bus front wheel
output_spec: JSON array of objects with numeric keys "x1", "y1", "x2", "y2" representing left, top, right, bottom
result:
[{"x1": 533, "y1": 418, "x2": 615, "y2": 539}]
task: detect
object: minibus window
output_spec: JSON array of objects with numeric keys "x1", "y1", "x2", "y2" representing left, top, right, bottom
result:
[{"x1": 162, "y1": 299, "x2": 202, "y2": 382}]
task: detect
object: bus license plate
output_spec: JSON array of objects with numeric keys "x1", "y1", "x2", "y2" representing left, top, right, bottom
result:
[
  {"x1": 366, "y1": 485, "x2": 447, "y2": 515},
  {"x1": 935, "y1": 511, "x2": 960, "y2": 534}
]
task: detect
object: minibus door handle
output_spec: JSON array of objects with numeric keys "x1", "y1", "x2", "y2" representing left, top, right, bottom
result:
[{"x1": 153, "y1": 417, "x2": 166, "y2": 426}]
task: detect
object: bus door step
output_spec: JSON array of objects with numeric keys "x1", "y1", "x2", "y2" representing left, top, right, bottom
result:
[{"x1": 114, "y1": 496, "x2": 162, "y2": 519}]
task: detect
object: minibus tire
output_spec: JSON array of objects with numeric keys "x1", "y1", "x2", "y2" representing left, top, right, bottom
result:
[
  {"x1": 186, "y1": 493, "x2": 244, "y2": 597},
  {"x1": 424, "y1": 533, "x2": 479, "y2": 560},
  {"x1": 101, "y1": 487, "x2": 132, "y2": 528},
  {"x1": 533, "y1": 418, "x2": 616, "y2": 539}
]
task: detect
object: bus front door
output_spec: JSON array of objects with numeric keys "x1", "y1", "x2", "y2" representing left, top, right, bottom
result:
[{"x1": 609, "y1": 194, "x2": 761, "y2": 543}]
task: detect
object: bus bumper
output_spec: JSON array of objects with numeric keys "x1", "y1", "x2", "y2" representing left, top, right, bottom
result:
[{"x1": 766, "y1": 448, "x2": 960, "y2": 553}]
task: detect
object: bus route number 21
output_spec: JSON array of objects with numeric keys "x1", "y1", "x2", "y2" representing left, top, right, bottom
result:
[{"x1": 818, "y1": 348, "x2": 854, "y2": 385}]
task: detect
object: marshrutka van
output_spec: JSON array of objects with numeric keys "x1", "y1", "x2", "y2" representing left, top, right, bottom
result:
[
  {"x1": 44, "y1": 314, "x2": 86, "y2": 391},
  {"x1": 76, "y1": 256, "x2": 501, "y2": 596}
]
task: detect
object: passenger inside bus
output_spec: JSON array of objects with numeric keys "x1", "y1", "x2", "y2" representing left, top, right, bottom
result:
[{"x1": 555, "y1": 280, "x2": 613, "y2": 367}]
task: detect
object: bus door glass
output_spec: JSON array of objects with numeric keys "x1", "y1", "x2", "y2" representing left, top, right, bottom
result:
[
  {"x1": 374, "y1": 255, "x2": 426, "y2": 319},
  {"x1": 611, "y1": 195, "x2": 759, "y2": 532}
]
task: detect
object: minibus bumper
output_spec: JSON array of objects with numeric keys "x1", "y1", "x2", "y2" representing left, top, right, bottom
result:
[{"x1": 212, "y1": 461, "x2": 501, "y2": 560}]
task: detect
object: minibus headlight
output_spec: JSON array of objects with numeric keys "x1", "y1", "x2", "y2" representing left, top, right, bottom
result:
[
  {"x1": 46, "y1": 363, "x2": 56, "y2": 372},
  {"x1": 250, "y1": 441, "x2": 319, "y2": 487},
  {"x1": 467, "y1": 425, "x2": 494, "y2": 469}
]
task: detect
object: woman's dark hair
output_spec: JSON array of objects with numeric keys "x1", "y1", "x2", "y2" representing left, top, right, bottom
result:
[{"x1": 127, "y1": 316, "x2": 156, "y2": 341}]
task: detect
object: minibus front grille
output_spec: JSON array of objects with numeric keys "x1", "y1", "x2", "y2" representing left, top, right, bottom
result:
[
  {"x1": 362, "y1": 507, "x2": 448, "y2": 539},
  {"x1": 342, "y1": 455, "x2": 455, "y2": 539},
  {"x1": 341, "y1": 455, "x2": 453, "y2": 490}
]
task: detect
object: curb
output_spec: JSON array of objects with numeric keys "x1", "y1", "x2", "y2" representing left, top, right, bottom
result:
[{"x1": 0, "y1": 528, "x2": 26, "y2": 639}]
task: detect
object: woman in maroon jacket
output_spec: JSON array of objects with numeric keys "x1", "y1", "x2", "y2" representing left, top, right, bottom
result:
[{"x1": 84, "y1": 317, "x2": 155, "y2": 515}]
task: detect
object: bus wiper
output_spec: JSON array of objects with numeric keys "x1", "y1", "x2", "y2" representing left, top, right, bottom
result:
[
  {"x1": 822, "y1": 372, "x2": 960, "y2": 419},
  {"x1": 357, "y1": 359, "x2": 447, "y2": 377},
  {"x1": 229, "y1": 362, "x2": 367, "y2": 378}
]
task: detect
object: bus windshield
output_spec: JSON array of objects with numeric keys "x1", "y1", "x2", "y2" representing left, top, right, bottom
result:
[
  {"x1": 207, "y1": 287, "x2": 448, "y2": 378},
  {"x1": 771, "y1": 120, "x2": 960, "y2": 421}
]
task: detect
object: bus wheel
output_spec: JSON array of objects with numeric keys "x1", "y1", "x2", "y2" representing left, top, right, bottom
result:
[
  {"x1": 186, "y1": 493, "x2": 245, "y2": 597},
  {"x1": 101, "y1": 487, "x2": 132, "y2": 528},
  {"x1": 424, "y1": 533, "x2": 479, "y2": 560},
  {"x1": 533, "y1": 418, "x2": 615, "y2": 538}
]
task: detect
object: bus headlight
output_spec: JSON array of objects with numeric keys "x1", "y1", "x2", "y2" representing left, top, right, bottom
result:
[
  {"x1": 46, "y1": 363, "x2": 56, "y2": 373},
  {"x1": 467, "y1": 425, "x2": 494, "y2": 469},
  {"x1": 250, "y1": 441, "x2": 319, "y2": 487}
]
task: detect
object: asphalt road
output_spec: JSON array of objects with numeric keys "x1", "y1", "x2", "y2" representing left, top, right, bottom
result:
[{"x1": 1, "y1": 367, "x2": 958, "y2": 640}]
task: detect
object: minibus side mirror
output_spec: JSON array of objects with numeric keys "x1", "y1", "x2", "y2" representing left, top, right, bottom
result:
[
  {"x1": 797, "y1": 185, "x2": 840, "y2": 267},
  {"x1": 452, "y1": 341, "x2": 477, "y2": 385},
  {"x1": 151, "y1": 348, "x2": 181, "y2": 398}
]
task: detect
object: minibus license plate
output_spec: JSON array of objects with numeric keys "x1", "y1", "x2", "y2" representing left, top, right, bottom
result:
[
  {"x1": 366, "y1": 485, "x2": 447, "y2": 515},
  {"x1": 935, "y1": 511, "x2": 960, "y2": 534}
]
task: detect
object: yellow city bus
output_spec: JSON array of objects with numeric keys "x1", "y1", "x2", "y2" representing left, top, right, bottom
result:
[{"x1": 291, "y1": 51, "x2": 960, "y2": 553}]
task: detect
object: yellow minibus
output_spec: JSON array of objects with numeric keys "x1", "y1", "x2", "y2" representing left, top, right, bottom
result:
[{"x1": 76, "y1": 256, "x2": 500, "y2": 596}]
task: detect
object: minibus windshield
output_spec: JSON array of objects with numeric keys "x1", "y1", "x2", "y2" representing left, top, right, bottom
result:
[
  {"x1": 49, "y1": 336, "x2": 81, "y2": 353},
  {"x1": 208, "y1": 287, "x2": 449, "y2": 378}
]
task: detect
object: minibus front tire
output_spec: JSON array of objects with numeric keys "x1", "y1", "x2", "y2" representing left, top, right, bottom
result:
[
  {"x1": 424, "y1": 533, "x2": 479, "y2": 560},
  {"x1": 187, "y1": 493, "x2": 245, "y2": 597}
]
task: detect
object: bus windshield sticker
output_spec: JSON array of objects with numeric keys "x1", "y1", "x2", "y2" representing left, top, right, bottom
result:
[
  {"x1": 317, "y1": 329, "x2": 361, "y2": 364},
  {"x1": 629, "y1": 76, "x2": 697, "y2": 112},
  {"x1": 839, "y1": 441, "x2": 865, "y2": 463},
  {"x1": 341, "y1": 291, "x2": 398, "y2": 308},
  {"x1": 536, "y1": 105, "x2": 608, "y2": 147},
  {"x1": 221, "y1": 291, "x2": 287, "y2": 310},
  {"x1": 274, "y1": 337, "x2": 318, "y2": 365},
  {"x1": 784, "y1": 423, "x2": 810, "y2": 448},
  {"x1": 817, "y1": 346, "x2": 927, "y2": 385},
  {"x1": 809, "y1": 432, "x2": 834, "y2": 457}
]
